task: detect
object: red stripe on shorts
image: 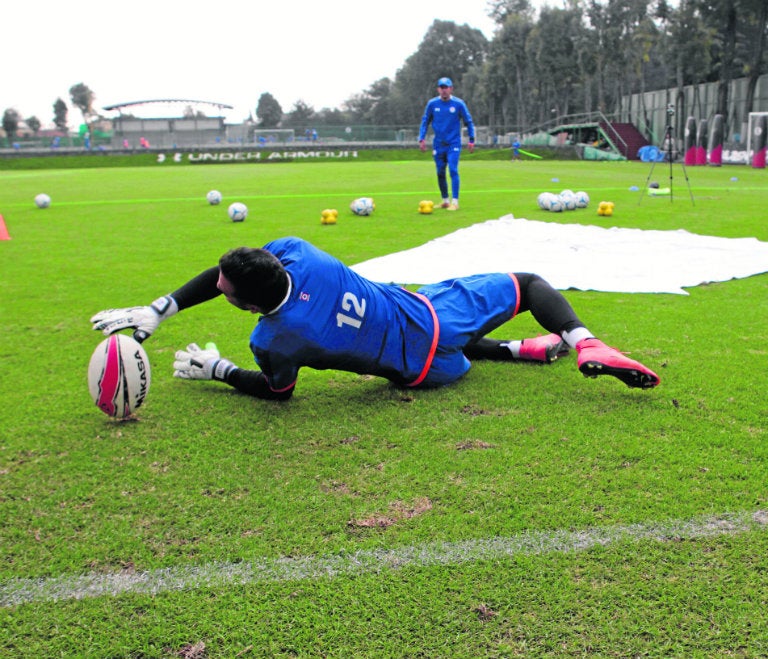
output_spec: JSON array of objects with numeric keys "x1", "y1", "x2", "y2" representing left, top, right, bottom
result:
[{"x1": 405, "y1": 291, "x2": 440, "y2": 387}]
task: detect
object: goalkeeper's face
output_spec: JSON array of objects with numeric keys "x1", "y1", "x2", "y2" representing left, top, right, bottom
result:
[{"x1": 217, "y1": 272, "x2": 261, "y2": 313}]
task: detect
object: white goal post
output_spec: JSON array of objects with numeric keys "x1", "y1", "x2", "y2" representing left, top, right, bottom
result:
[{"x1": 252, "y1": 128, "x2": 296, "y2": 144}]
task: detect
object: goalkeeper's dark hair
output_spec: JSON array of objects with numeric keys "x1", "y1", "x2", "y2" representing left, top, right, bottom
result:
[{"x1": 219, "y1": 247, "x2": 289, "y2": 313}]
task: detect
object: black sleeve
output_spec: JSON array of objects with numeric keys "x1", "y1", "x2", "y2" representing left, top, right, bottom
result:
[
  {"x1": 168, "y1": 267, "x2": 294, "y2": 400},
  {"x1": 170, "y1": 266, "x2": 221, "y2": 311},
  {"x1": 225, "y1": 368, "x2": 295, "y2": 401}
]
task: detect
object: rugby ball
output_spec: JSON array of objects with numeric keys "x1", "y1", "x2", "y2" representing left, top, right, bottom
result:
[
  {"x1": 228, "y1": 202, "x2": 248, "y2": 222},
  {"x1": 88, "y1": 334, "x2": 151, "y2": 418},
  {"x1": 350, "y1": 197, "x2": 375, "y2": 216}
]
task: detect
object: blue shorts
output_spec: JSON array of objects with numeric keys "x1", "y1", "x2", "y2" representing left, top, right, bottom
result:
[{"x1": 415, "y1": 273, "x2": 521, "y2": 386}]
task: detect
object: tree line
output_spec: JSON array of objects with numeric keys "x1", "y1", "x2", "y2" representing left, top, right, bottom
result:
[
  {"x1": 3, "y1": 0, "x2": 767, "y2": 141},
  {"x1": 2, "y1": 83, "x2": 93, "y2": 141},
  {"x1": 265, "y1": 0, "x2": 767, "y2": 135}
]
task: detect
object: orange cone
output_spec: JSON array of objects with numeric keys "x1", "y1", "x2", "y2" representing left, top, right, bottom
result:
[{"x1": 0, "y1": 215, "x2": 10, "y2": 240}]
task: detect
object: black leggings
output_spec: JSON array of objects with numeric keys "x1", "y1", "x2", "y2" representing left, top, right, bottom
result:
[
  {"x1": 463, "y1": 273, "x2": 583, "y2": 360},
  {"x1": 514, "y1": 272, "x2": 583, "y2": 335}
]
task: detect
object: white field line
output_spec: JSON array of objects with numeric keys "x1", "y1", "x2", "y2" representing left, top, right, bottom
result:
[{"x1": 2, "y1": 510, "x2": 766, "y2": 608}]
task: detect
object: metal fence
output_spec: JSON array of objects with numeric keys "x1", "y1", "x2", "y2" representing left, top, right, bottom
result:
[{"x1": 622, "y1": 72, "x2": 768, "y2": 145}]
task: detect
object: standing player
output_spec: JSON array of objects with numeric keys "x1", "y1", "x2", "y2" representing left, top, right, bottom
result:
[
  {"x1": 419, "y1": 77, "x2": 475, "y2": 211},
  {"x1": 91, "y1": 236, "x2": 660, "y2": 402}
]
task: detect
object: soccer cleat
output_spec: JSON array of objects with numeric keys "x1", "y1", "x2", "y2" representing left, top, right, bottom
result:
[
  {"x1": 576, "y1": 338, "x2": 660, "y2": 389},
  {"x1": 518, "y1": 333, "x2": 570, "y2": 363},
  {"x1": 447, "y1": 202, "x2": 459, "y2": 211},
  {"x1": 439, "y1": 201, "x2": 451, "y2": 209}
]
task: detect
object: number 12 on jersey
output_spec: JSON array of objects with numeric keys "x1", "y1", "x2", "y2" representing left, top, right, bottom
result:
[{"x1": 336, "y1": 292, "x2": 366, "y2": 329}]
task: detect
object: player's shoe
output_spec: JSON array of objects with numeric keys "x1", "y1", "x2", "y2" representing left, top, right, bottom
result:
[
  {"x1": 576, "y1": 338, "x2": 660, "y2": 389},
  {"x1": 518, "y1": 333, "x2": 569, "y2": 363},
  {"x1": 439, "y1": 201, "x2": 451, "y2": 209},
  {"x1": 447, "y1": 202, "x2": 459, "y2": 211}
]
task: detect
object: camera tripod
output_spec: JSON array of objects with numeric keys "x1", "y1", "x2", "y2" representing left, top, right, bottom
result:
[{"x1": 639, "y1": 117, "x2": 695, "y2": 206}]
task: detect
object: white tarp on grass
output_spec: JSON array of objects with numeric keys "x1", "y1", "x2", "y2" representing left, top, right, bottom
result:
[{"x1": 351, "y1": 216, "x2": 768, "y2": 295}]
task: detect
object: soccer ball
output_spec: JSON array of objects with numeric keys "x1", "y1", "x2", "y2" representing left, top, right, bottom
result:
[
  {"x1": 545, "y1": 194, "x2": 564, "y2": 212},
  {"x1": 537, "y1": 192, "x2": 553, "y2": 210},
  {"x1": 350, "y1": 197, "x2": 375, "y2": 216},
  {"x1": 559, "y1": 190, "x2": 577, "y2": 210},
  {"x1": 575, "y1": 191, "x2": 590, "y2": 208},
  {"x1": 228, "y1": 202, "x2": 248, "y2": 222},
  {"x1": 206, "y1": 190, "x2": 222, "y2": 205},
  {"x1": 35, "y1": 193, "x2": 51, "y2": 208}
]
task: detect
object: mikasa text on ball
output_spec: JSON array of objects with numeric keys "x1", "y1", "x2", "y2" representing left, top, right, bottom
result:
[{"x1": 88, "y1": 334, "x2": 151, "y2": 418}]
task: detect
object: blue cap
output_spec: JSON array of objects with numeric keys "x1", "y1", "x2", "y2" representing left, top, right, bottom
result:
[{"x1": 437, "y1": 77, "x2": 453, "y2": 87}]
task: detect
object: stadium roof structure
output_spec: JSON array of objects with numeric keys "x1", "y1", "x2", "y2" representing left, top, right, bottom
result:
[{"x1": 103, "y1": 99, "x2": 234, "y2": 115}]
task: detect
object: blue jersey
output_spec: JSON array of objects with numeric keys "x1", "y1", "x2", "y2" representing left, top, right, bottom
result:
[
  {"x1": 249, "y1": 238, "x2": 521, "y2": 392},
  {"x1": 250, "y1": 238, "x2": 438, "y2": 392},
  {"x1": 419, "y1": 96, "x2": 475, "y2": 147}
]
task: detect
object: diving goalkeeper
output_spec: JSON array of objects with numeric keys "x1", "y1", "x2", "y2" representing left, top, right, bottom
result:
[{"x1": 91, "y1": 236, "x2": 660, "y2": 401}]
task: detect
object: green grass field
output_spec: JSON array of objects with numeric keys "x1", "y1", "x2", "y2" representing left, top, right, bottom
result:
[{"x1": 1, "y1": 155, "x2": 767, "y2": 657}]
